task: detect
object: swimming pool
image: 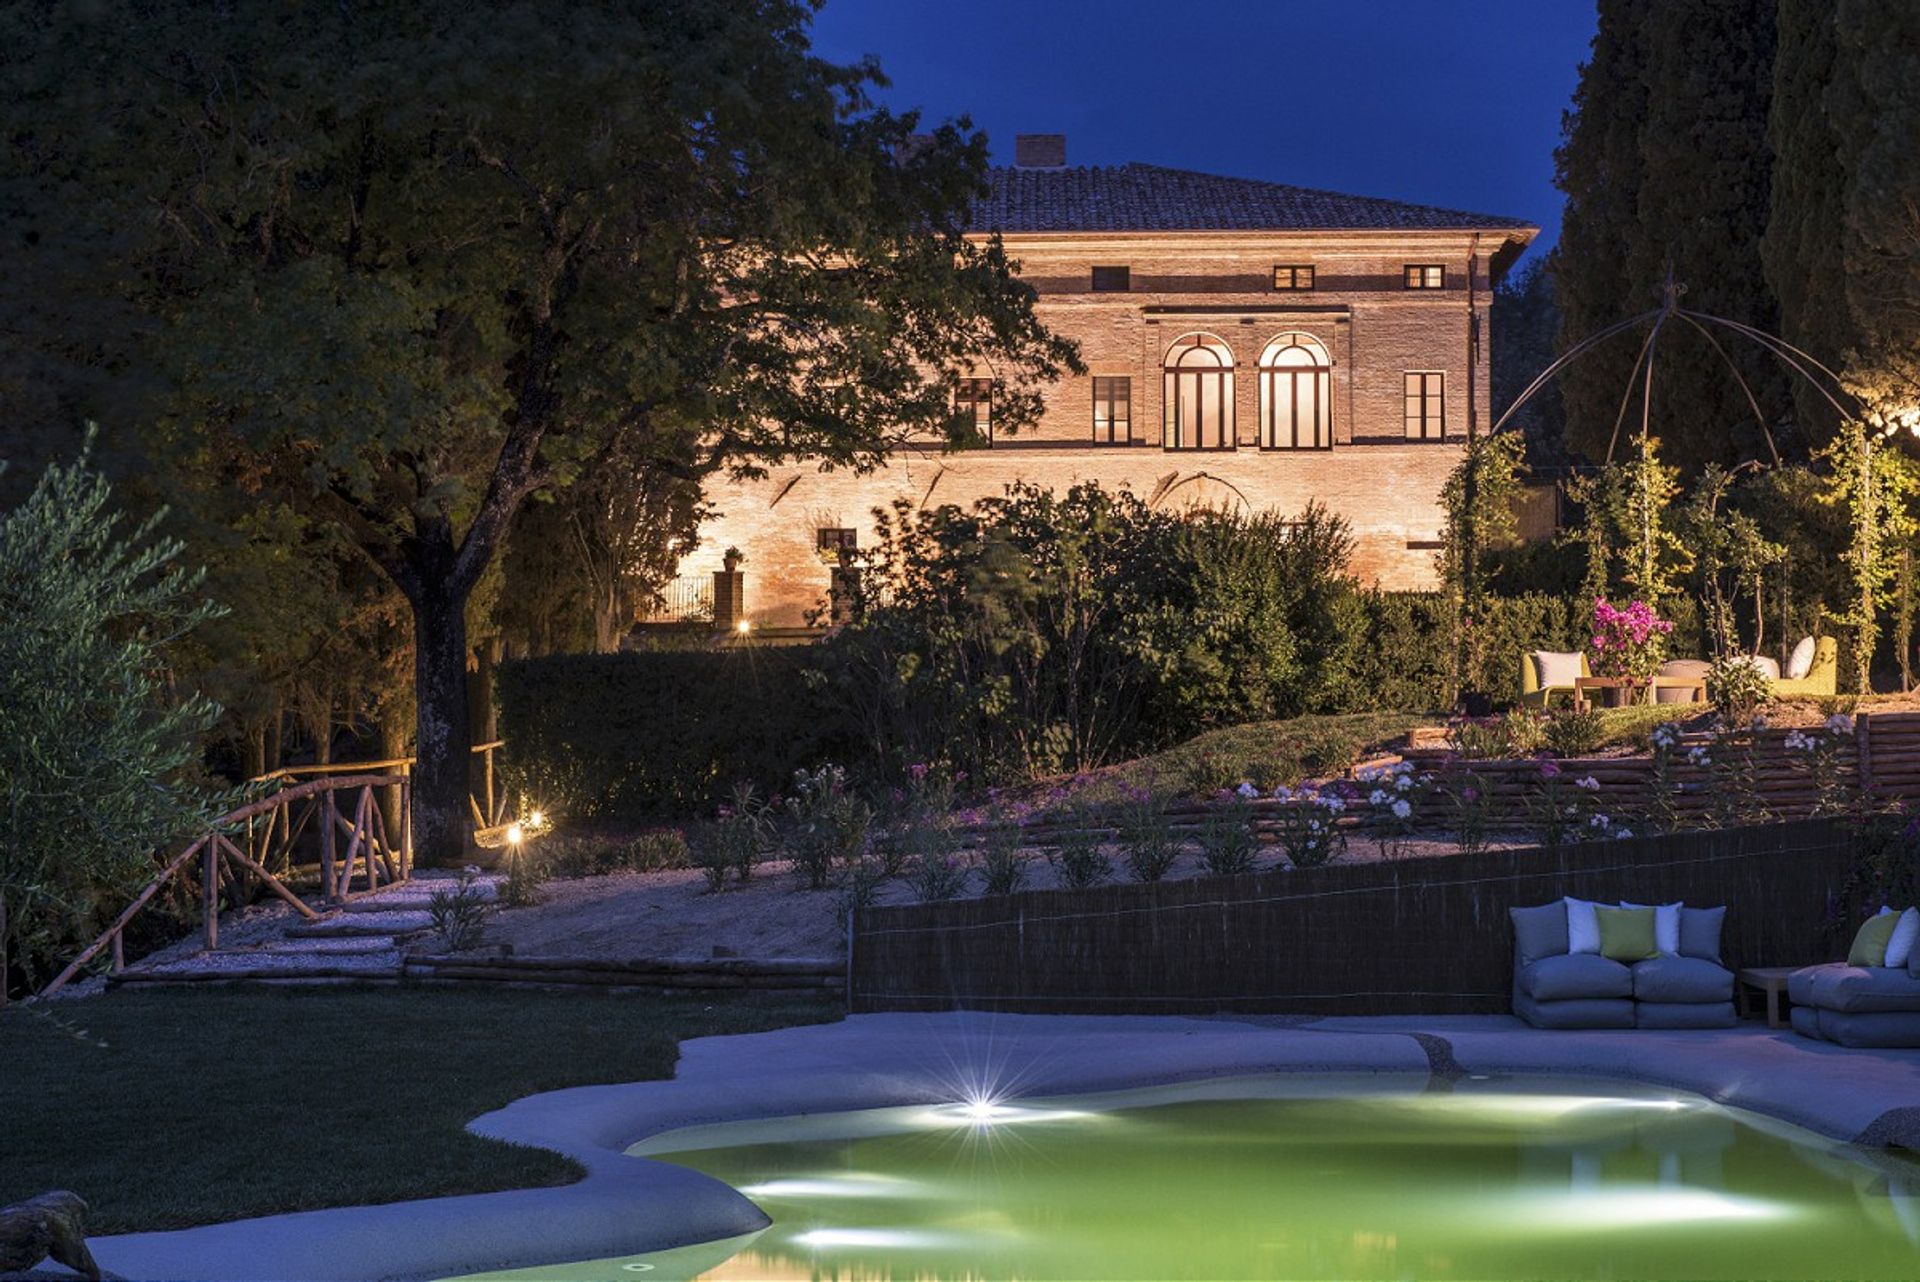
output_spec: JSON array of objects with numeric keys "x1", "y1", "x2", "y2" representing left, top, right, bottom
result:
[{"x1": 460, "y1": 1074, "x2": 1920, "y2": 1281}]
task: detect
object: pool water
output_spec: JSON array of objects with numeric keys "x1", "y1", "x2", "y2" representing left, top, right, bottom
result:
[{"x1": 466, "y1": 1076, "x2": 1920, "y2": 1281}]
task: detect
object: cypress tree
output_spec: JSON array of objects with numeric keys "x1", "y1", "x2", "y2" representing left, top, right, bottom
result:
[
  {"x1": 1551, "y1": 0, "x2": 1654, "y2": 466},
  {"x1": 1553, "y1": 0, "x2": 1788, "y2": 473}
]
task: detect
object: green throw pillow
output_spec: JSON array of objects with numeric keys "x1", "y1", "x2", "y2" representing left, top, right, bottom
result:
[
  {"x1": 1848, "y1": 911, "x2": 1899, "y2": 967},
  {"x1": 1595, "y1": 906, "x2": 1659, "y2": 962}
]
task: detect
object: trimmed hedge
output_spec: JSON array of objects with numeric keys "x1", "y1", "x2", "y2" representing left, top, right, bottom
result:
[
  {"x1": 497, "y1": 649, "x2": 845, "y2": 821},
  {"x1": 498, "y1": 590, "x2": 1607, "y2": 823}
]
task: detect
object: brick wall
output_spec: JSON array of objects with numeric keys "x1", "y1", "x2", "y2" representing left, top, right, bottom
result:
[{"x1": 687, "y1": 229, "x2": 1510, "y2": 627}]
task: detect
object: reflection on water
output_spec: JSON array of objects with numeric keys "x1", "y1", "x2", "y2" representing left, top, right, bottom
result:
[{"x1": 453, "y1": 1076, "x2": 1920, "y2": 1282}]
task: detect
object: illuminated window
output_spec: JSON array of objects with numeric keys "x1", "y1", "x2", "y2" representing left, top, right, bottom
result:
[
  {"x1": 1272, "y1": 265, "x2": 1315, "y2": 291},
  {"x1": 1404, "y1": 372, "x2": 1445, "y2": 439},
  {"x1": 815, "y1": 528, "x2": 858, "y2": 562},
  {"x1": 1404, "y1": 264, "x2": 1446, "y2": 289},
  {"x1": 1090, "y1": 265, "x2": 1131, "y2": 292},
  {"x1": 1162, "y1": 333, "x2": 1235, "y2": 451},
  {"x1": 1092, "y1": 376, "x2": 1133, "y2": 444},
  {"x1": 1258, "y1": 333, "x2": 1332, "y2": 450},
  {"x1": 955, "y1": 378, "x2": 994, "y2": 442}
]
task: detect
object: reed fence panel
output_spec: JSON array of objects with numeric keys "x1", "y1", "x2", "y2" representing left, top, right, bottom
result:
[{"x1": 849, "y1": 819, "x2": 1853, "y2": 1016}]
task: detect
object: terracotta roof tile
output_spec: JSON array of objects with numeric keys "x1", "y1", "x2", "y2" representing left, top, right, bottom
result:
[{"x1": 972, "y1": 163, "x2": 1534, "y2": 234}]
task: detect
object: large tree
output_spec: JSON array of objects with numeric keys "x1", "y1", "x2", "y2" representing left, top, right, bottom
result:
[
  {"x1": 1552, "y1": 0, "x2": 1788, "y2": 473},
  {"x1": 1766, "y1": 0, "x2": 1920, "y2": 423},
  {"x1": 2, "y1": 0, "x2": 1077, "y2": 863}
]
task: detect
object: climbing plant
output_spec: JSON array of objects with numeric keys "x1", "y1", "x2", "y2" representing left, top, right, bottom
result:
[
  {"x1": 1438, "y1": 432, "x2": 1525, "y2": 700},
  {"x1": 1817, "y1": 421, "x2": 1920, "y2": 693}
]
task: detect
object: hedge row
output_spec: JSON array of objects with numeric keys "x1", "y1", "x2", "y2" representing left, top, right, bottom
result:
[{"x1": 499, "y1": 591, "x2": 1610, "y2": 822}]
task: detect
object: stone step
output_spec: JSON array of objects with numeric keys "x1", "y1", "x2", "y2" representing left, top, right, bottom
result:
[
  {"x1": 285, "y1": 910, "x2": 435, "y2": 939},
  {"x1": 341, "y1": 883, "x2": 497, "y2": 912},
  {"x1": 125, "y1": 947, "x2": 402, "y2": 978}
]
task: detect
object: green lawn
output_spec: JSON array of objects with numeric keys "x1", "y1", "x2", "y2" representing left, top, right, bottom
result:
[
  {"x1": 0, "y1": 986, "x2": 839, "y2": 1234},
  {"x1": 1098, "y1": 711, "x2": 1437, "y2": 798}
]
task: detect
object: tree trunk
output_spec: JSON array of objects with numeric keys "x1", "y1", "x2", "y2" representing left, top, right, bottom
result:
[{"x1": 412, "y1": 579, "x2": 474, "y2": 867}]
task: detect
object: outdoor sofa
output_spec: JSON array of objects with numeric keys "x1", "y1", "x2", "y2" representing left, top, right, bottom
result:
[
  {"x1": 1521, "y1": 651, "x2": 1589, "y2": 709},
  {"x1": 1511, "y1": 898, "x2": 1736, "y2": 1029},
  {"x1": 1789, "y1": 906, "x2": 1920, "y2": 1048}
]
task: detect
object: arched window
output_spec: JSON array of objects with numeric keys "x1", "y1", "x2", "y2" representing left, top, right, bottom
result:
[
  {"x1": 1258, "y1": 333, "x2": 1332, "y2": 450},
  {"x1": 1162, "y1": 333, "x2": 1235, "y2": 451}
]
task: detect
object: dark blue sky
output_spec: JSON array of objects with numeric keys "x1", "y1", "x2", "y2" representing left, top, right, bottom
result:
[{"x1": 811, "y1": 0, "x2": 1597, "y2": 258}]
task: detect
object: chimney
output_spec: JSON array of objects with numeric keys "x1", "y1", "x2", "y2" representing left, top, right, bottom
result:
[{"x1": 1013, "y1": 134, "x2": 1066, "y2": 169}]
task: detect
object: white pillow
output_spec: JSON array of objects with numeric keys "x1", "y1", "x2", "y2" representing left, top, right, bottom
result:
[
  {"x1": 1786, "y1": 636, "x2": 1817, "y2": 681},
  {"x1": 1533, "y1": 650, "x2": 1583, "y2": 689},
  {"x1": 1565, "y1": 897, "x2": 1602, "y2": 955},
  {"x1": 1743, "y1": 654, "x2": 1781, "y2": 680},
  {"x1": 1887, "y1": 907, "x2": 1920, "y2": 969},
  {"x1": 1622, "y1": 900, "x2": 1684, "y2": 955}
]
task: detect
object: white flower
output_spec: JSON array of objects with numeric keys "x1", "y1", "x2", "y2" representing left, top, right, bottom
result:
[
  {"x1": 1317, "y1": 794, "x2": 1346, "y2": 813},
  {"x1": 1590, "y1": 813, "x2": 1610, "y2": 828},
  {"x1": 1686, "y1": 746, "x2": 1712, "y2": 767},
  {"x1": 1614, "y1": 828, "x2": 1634, "y2": 839},
  {"x1": 1576, "y1": 775, "x2": 1601, "y2": 791},
  {"x1": 1394, "y1": 774, "x2": 1414, "y2": 793},
  {"x1": 1369, "y1": 789, "x2": 1388, "y2": 806},
  {"x1": 1236, "y1": 782, "x2": 1258, "y2": 799},
  {"x1": 1272, "y1": 785, "x2": 1293, "y2": 801},
  {"x1": 1826, "y1": 713, "x2": 1856, "y2": 736},
  {"x1": 1784, "y1": 730, "x2": 1813, "y2": 753},
  {"x1": 1391, "y1": 798, "x2": 1412, "y2": 820},
  {"x1": 1752, "y1": 715, "x2": 1769, "y2": 730}
]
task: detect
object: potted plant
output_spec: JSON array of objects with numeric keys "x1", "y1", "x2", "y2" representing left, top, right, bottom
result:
[{"x1": 1589, "y1": 597, "x2": 1674, "y2": 706}]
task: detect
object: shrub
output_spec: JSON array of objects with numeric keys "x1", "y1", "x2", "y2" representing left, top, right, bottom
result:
[
  {"x1": 908, "y1": 851, "x2": 970, "y2": 901},
  {"x1": 783, "y1": 766, "x2": 871, "y2": 890},
  {"x1": 977, "y1": 823, "x2": 1028, "y2": 897},
  {"x1": 621, "y1": 830, "x2": 690, "y2": 873},
  {"x1": 1047, "y1": 818, "x2": 1111, "y2": 890},
  {"x1": 1195, "y1": 789, "x2": 1260, "y2": 877},
  {"x1": 1271, "y1": 786, "x2": 1346, "y2": 868},
  {"x1": 691, "y1": 784, "x2": 771, "y2": 892},
  {"x1": 427, "y1": 869, "x2": 490, "y2": 951},
  {"x1": 1115, "y1": 785, "x2": 1180, "y2": 882},
  {"x1": 499, "y1": 846, "x2": 549, "y2": 908},
  {"x1": 1706, "y1": 655, "x2": 1770, "y2": 724},
  {"x1": 1542, "y1": 707, "x2": 1604, "y2": 757},
  {"x1": 836, "y1": 857, "x2": 887, "y2": 927},
  {"x1": 1356, "y1": 763, "x2": 1424, "y2": 860}
]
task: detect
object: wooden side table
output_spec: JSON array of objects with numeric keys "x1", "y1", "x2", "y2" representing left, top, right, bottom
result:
[{"x1": 1736, "y1": 966, "x2": 1802, "y2": 1029}]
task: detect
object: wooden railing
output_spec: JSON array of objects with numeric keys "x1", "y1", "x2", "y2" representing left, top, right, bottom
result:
[
  {"x1": 37, "y1": 772, "x2": 406, "y2": 999},
  {"x1": 35, "y1": 740, "x2": 514, "y2": 999}
]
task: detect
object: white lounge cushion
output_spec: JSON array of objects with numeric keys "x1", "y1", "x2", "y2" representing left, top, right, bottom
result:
[
  {"x1": 1565, "y1": 896, "x2": 1602, "y2": 955},
  {"x1": 1532, "y1": 650, "x2": 1583, "y2": 689},
  {"x1": 1742, "y1": 654, "x2": 1781, "y2": 680},
  {"x1": 1623, "y1": 900, "x2": 1684, "y2": 955},
  {"x1": 1888, "y1": 907, "x2": 1920, "y2": 970},
  {"x1": 1786, "y1": 636, "x2": 1817, "y2": 680}
]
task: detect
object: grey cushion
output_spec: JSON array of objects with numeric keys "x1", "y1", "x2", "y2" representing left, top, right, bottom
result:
[
  {"x1": 1636, "y1": 1000, "x2": 1738, "y2": 1029},
  {"x1": 1792, "y1": 963, "x2": 1920, "y2": 1013},
  {"x1": 1632, "y1": 955, "x2": 1734, "y2": 1004},
  {"x1": 1792, "y1": 1003, "x2": 1920, "y2": 1048},
  {"x1": 1679, "y1": 906, "x2": 1726, "y2": 963},
  {"x1": 1511, "y1": 901, "x2": 1569, "y2": 966},
  {"x1": 1521, "y1": 952, "x2": 1633, "y2": 1001},
  {"x1": 1514, "y1": 992, "x2": 1636, "y2": 1029}
]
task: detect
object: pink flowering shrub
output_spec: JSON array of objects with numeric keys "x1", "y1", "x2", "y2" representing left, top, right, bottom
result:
[{"x1": 1589, "y1": 597, "x2": 1673, "y2": 681}]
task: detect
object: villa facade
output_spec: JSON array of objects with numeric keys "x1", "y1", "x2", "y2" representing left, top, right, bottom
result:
[{"x1": 689, "y1": 136, "x2": 1538, "y2": 629}]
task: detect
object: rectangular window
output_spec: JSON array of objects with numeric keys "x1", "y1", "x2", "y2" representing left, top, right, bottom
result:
[
  {"x1": 1272, "y1": 265, "x2": 1315, "y2": 291},
  {"x1": 1404, "y1": 372, "x2": 1445, "y2": 439},
  {"x1": 1092, "y1": 376, "x2": 1132, "y2": 443},
  {"x1": 815, "y1": 528, "x2": 858, "y2": 562},
  {"x1": 1090, "y1": 265, "x2": 1131, "y2": 292},
  {"x1": 955, "y1": 377, "x2": 994, "y2": 441},
  {"x1": 1403, "y1": 264, "x2": 1446, "y2": 290}
]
